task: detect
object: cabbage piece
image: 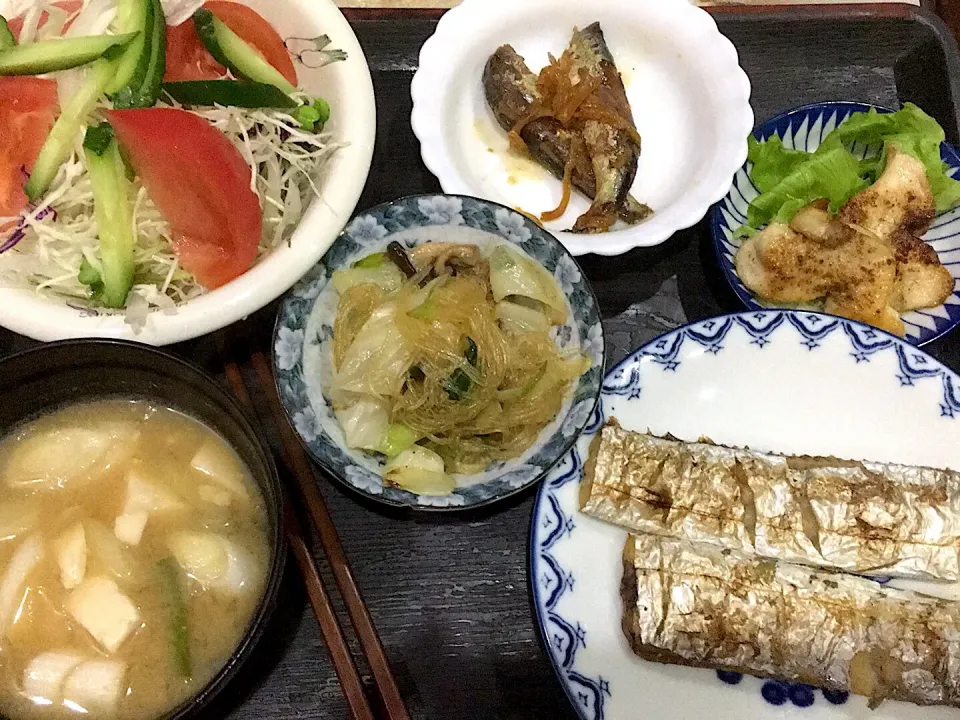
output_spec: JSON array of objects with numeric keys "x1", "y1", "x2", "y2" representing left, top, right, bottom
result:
[
  {"x1": 66, "y1": 577, "x2": 139, "y2": 653},
  {"x1": 332, "y1": 265, "x2": 404, "y2": 294},
  {"x1": 167, "y1": 532, "x2": 255, "y2": 595},
  {"x1": 23, "y1": 651, "x2": 85, "y2": 704},
  {"x1": 122, "y1": 467, "x2": 185, "y2": 514},
  {"x1": 83, "y1": 521, "x2": 140, "y2": 586},
  {"x1": 495, "y1": 300, "x2": 551, "y2": 334},
  {"x1": 489, "y1": 246, "x2": 566, "y2": 325},
  {"x1": 55, "y1": 523, "x2": 87, "y2": 590},
  {"x1": 62, "y1": 659, "x2": 127, "y2": 715},
  {"x1": 0, "y1": 535, "x2": 43, "y2": 637},
  {"x1": 384, "y1": 446, "x2": 455, "y2": 496},
  {"x1": 190, "y1": 438, "x2": 251, "y2": 501},
  {"x1": 333, "y1": 305, "x2": 415, "y2": 398},
  {"x1": 4, "y1": 421, "x2": 141, "y2": 491},
  {"x1": 334, "y1": 398, "x2": 390, "y2": 452}
]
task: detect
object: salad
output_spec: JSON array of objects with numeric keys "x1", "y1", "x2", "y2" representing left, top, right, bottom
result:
[{"x1": 0, "y1": 0, "x2": 342, "y2": 326}]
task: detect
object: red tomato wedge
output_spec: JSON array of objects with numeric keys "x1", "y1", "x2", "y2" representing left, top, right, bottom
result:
[
  {"x1": 106, "y1": 108, "x2": 262, "y2": 289},
  {"x1": 163, "y1": 1, "x2": 297, "y2": 86},
  {"x1": 0, "y1": 78, "x2": 58, "y2": 219},
  {"x1": 6, "y1": 0, "x2": 83, "y2": 41}
]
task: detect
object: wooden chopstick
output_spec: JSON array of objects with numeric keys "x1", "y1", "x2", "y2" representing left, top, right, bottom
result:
[
  {"x1": 247, "y1": 350, "x2": 411, "y2": 720},
  {"x1": 222, "y1": 360, "x2": 377, "y2": 720}
]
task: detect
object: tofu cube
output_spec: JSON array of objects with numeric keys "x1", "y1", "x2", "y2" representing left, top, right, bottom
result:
[{"x1": 66, "y1": 577, "x2": 139, "y2": 653}]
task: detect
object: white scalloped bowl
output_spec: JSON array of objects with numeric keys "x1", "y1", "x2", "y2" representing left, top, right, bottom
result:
[
  {"x1": 410, "y1": 0, "x2": 753, "y2": 256},
  {"x1": 0, "y1": 0, "x2": 375, "y2": 345}
]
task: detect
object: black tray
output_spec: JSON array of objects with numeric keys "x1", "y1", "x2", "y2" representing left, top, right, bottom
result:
[{"x1": 4, "y1": 5, "x2": 960, "y2": 719}]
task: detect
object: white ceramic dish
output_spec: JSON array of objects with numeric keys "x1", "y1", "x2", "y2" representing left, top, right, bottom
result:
[
  {"x1": 410, "y1": 0, "x2": 753, "y2": 256},
  {"x1": 0, "y1": 0, "x2": 375, "y2": 345},
  {"x1": 530, "y1": 310, "x2": 960, "y2": 720}
]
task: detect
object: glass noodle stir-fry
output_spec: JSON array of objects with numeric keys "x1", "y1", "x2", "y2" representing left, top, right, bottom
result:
[{"x1": 328, "y1": 241, "x2": 591, "y2": 496}]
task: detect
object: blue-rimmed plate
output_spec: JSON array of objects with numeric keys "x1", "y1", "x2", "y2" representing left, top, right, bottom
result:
[
  {"x1": 710, "y1": 101, "x2": 960, "y2": 346},
  {"x1": 530, "y1": 309, "x2": 960, "y2": 719},
  {"x1": 273, "y1": 194, "x2": 603, "y2": 510}
]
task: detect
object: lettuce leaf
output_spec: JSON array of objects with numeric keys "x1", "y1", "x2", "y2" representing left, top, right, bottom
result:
[
  {"x1": 740, "y1": 102, "x2": 960, "y2": 233},
  {"x1": 835, "y1": 103, "x2": 960, "y2": 212},
  {"x1": 746, "y1": 146, "x2": 869, "y2": 229}
]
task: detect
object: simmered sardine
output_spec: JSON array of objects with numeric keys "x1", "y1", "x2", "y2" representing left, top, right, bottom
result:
[{"x1": 482, "y1": 27, "x2": 652, "y2": 231}]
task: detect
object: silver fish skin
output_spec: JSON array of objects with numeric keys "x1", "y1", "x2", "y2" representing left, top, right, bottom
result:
[
  {"x1": 622, "y1": 534, "x2": 960, "y2": 709},
  {"x1": 581, "y1": 419, "x2": 960, "y2": 581},
  {"x1": 566, "y1": 23, "x2": 641, "y2": 233}
]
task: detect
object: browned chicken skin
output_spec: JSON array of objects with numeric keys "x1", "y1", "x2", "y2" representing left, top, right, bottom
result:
[{"x1": 736, "y1": 147, "x2": 953, "y2": 336}]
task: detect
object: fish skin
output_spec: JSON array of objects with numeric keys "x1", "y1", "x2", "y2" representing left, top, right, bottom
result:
[
  {"x1": 566, "y1": 22, "x2": 641, "y2": 233},
  {"x1": 482, "y1": 44, "x2": 651, "y2": 226}
]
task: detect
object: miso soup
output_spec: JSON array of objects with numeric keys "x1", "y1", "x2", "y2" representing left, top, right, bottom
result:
[{"x1": 0, "y1": 399, "x2": 271, "y2": 719}]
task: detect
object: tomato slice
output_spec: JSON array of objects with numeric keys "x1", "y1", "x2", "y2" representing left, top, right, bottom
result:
[
  {"x1": 106, "y1": 108, "x2": 262, "y2": 289},
  {"x1": 163, "y1": 1, "x2": 297, "y2": 86},
  {"x1": 6, "y1": 0, "x2": 83, "y2": 41},
  {"x1": 0, "y1": 78, "x2": 58, "y2": 219}
]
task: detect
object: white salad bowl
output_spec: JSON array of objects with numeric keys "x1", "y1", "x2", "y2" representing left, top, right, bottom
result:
[
  {"x1": 410, "y1": 0, "x2": 753, "y2": 256},
  {"x1": 0, "y1": 0, "x2": 375, "y2": 345}
]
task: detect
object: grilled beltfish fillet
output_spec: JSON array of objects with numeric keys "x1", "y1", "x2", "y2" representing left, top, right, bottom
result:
[
  {"x1": 482, "y1": 42, "x2": 652, "y2": 227},
  {"x1": 622, "y1": 534, "x2": 960, "y2": 709},
  {"x1": 581, "y1": 419, "x2": 960, "y2": 580}
]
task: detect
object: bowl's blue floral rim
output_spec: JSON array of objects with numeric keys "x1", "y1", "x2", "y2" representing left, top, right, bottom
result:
[{"x1": 271, "y1": 194, "x2": 605, "y2": 511}]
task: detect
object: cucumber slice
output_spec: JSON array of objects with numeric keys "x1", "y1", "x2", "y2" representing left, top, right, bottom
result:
[
  {"x1": 25, "y1": 59, "x2": 114, "y2": 201},
  {"x1": 0, "y1": 33, "x2": 138, "y2": 76},
  {"x1": 82, "y1": 123, "x2": 135, "y2": 308},
  {"x1": 0, "y1": 16, "x2": 15, "y2": 50},
  {"x1": 193, "y1": 8, "x2": 296, "y2": 95},
  {"x1": 104, "y1": 0, "x2": 151, "y2": 94},
  {"x1": 162, "y1": 80, "x2": 299, "y2": 108},
  {"x1": 111, "y1": 0, "x2": 165, "y2": 109}
]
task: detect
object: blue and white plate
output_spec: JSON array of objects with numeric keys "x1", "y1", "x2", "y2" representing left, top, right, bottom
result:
[
  {"x1": 273, "y1": 194, "x2": 603, "y2": 510},
  {"x1": 530, "y1": 309, "x2": 960, "y2": 720},
  {"x1": 710, "y1": 101, "x2": 960, "y2": 346}
]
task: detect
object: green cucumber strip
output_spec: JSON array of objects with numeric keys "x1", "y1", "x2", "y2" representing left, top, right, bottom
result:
[
  {"x1": 26, "y1": 59, "x2": 115, "y2": 201},
  {"x1": 104, "y1": 0, "x2": 152, "y2": 95},
  {"x1": 0, "y1": 32, "x2": 138, "y2": 76},
  {"x1": 82, "y1": 123, "x2": 115, "y2": 157},
  {"x1": 162, "y1": 80, "x2": 299, "y2": 108},
  {"x1": 0, "y1": 16, "x2": 15, "y2": 50},
  {"x1": 83, "y1": 123, "x2": 135, "y2": 308},
  {"x1": 193, "y1": 8, "x2": 296, "y2": 95},
  {"x1": 157, "y1": 557, "x2": 192, "y2": 679},
  {"x1": 111, "y1": 0, "x2": 165, "y2": 109}
]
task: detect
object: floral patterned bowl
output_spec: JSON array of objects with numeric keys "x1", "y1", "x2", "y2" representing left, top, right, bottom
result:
[{"x1": 273, "y1": 194, "x2": 604, "y2": 510}]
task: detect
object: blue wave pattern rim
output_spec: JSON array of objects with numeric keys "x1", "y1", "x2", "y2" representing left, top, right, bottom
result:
[
  {"x1": 529, "y1": 310, "x2": 960, "y2": 719},
  {"x1": 709, "y1": 101, "x2": 960, "y2": 347},
  {"x1": 273, "y1": 194, "x2": 604, "y2": 510}
]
